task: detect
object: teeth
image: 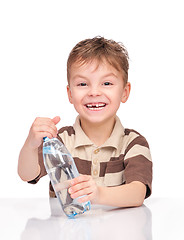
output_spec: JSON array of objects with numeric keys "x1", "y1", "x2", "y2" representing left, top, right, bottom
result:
[{"x1": 86, "y1": 103, "x2": 106, "y2": 108}]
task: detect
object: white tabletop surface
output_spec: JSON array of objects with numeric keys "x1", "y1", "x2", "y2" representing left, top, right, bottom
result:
[{"x1": 0, "y1": 197, "x2": 183, "y2": 240}]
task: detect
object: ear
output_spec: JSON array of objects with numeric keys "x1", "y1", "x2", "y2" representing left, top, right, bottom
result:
[
  {"x1": 121, "y1": 82, "x2": 131, "y2": 103},
  {"x1": 67, "y1": 85, "x2": 73, "y2": 104}
]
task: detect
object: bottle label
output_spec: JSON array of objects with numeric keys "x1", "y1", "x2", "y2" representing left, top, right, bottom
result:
[{"x1": 43, "y1": 146, "x2": 54, "y2": 154}]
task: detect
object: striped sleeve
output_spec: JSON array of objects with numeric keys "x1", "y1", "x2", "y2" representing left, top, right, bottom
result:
[{"x1": 123, "y1": 129, "x2": 152, "y2": 198}]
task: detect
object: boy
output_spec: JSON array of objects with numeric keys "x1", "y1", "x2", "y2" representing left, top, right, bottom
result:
[{"x1": 18, "y1": 37, "x2": 152, "y2": 207}]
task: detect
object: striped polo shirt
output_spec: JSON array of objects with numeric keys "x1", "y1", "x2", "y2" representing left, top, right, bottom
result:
[{"x1": 31, "y1": 116, "x2": 152, "y2": 198}]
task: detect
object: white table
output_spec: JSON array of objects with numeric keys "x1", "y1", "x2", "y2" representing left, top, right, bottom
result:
[{"x1": 0, "y1": 198, "x2": 183, "y2": 240}]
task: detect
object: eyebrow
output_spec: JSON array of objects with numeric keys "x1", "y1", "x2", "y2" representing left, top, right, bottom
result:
[
  {"x1": 101, "y1": 73, "x2": 118, "y2": 79},
  {"x1": 72, "y1": 75, "x2": 88, "y2": 80}
]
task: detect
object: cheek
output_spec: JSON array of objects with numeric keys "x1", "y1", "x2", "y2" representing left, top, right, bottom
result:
[
  {"x1": 69, "y1": 92, "x2": 84, "y2": 109},
  {"x1": 71, "y1": 92, "x2": 81, "y2": 102},
  {"x1": 108, "y1": 89, "x2": 124, "y2": 102},
  {"x1": 112, "y1": 92, "x2": 124, "y2": 108}
]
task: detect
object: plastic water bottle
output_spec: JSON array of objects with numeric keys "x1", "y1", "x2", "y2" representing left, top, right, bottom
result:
[{"x1": 42, "y1": 137, "x2": 91, "y2": 218}]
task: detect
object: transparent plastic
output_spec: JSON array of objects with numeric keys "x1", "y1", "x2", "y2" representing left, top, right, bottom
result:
[{"x1": 42, "y1": 137, "x2": 90, "y2": 218}]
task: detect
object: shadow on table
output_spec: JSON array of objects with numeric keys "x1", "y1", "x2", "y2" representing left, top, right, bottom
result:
[{"x1": 21, "y1": 198, "x2": 152, "y2": 240}]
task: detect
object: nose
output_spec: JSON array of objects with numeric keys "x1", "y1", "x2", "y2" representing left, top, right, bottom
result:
[{"x1": 88, "y1": 85, "x2": 101, "y2": 96}]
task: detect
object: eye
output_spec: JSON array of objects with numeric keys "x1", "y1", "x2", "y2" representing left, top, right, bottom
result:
[
  {"x1": 78, "y1": 82, "x2": 87, "y2": 86},
  {"x1": 103, "y1": 82, "x2": 113, "y2": 86}
]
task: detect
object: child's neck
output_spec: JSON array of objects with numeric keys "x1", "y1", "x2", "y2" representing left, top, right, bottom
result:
[{"x1": 80, "y1": 117, "x2": 116, "y2": 147}]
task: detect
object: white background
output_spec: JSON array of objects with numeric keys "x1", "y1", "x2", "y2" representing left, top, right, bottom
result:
[{"x1": 0, "y1": 0, "x2": 183, "y2": 198}]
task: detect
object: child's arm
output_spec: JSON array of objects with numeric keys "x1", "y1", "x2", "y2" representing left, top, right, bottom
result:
[
  {"x1": 97, "y1": 181, "x2": 146, "y2": 207},
  {"x1": 68, "y1": 175, "x2": 146, "y2": 207},
  {"x1": 18, "y1": 116, "x2": 60, "y2": 182}
]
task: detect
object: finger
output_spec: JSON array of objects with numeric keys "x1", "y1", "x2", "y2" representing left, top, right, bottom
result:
[
  {"x1": 70, "y1": 190, "x2": 88, "y2": 199},
  {"x1": 52, "y1": 116, "x2": 60, "y2": 125},
  {"x1": 44, "y1": 118, "x2": 59, "y2": 135},
  {"x1": 77, "y1": 193, "x2": 94, "y2": 203},
  {"x1": 69, "y1": 184, "x2": 94, "y2": 199},
  {"x1": 33, "y1": 116, "x2": 60, "y2": 129},
  {"x1": 71, "y1": 175, "x2": 91, "y2": 185},
  {"x1": 70, "y1": 188, "x2": 95, "y2": 201},
  {"x1": 54, "y1": 180, "x2": 72, "y2": 192},
  {"x1": 69, "y1": 180, "x2": 91, "y2": 194},
  {"x1": 34, "y1": 117, "x2": 58, "y2": 132},
  {"x1": 41, "y1": 118, "x2": 58, "y2": 132},
  {"x1": 33, "y1": 125, "x2": 58, "y2": 138},
  {"x1": 40, "y1": 131, "x2": 54, "y2": 139}
]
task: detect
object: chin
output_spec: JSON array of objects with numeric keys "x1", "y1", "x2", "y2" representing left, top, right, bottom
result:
[{"x1": 81, "y1": 115, "x2": 115, "y2": 125}]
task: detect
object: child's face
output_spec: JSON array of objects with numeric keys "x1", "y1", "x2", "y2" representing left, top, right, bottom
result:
[{"x1": 67, "y1": 60, "x2": 130, "y2": 126}]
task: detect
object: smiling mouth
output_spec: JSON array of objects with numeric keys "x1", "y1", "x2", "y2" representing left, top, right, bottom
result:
[{"x1": 85, "y1": 103, "x2": 107, "y2": 111}]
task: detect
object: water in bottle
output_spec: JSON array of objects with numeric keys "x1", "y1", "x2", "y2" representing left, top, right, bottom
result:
[{"x1": 42, "y1": 137, "x2": 91, "y2": 218}]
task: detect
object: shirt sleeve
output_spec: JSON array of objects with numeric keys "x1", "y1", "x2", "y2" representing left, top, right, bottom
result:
[{"x1": 123, "y1": 132, "x2": 153, "y2": 198}]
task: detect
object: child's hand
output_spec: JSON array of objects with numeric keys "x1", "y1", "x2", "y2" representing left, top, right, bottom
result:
[
  {"x1": 68, "y1": 175, "x2": 99, "y2": 204},
  {"x1": 26, "y1": 116, "x2": 60, "y2": 149}
]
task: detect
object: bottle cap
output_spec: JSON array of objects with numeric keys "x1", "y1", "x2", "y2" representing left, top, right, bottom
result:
[{"x1": 43, "y1": 137, "x2": 50, "y2": 142}]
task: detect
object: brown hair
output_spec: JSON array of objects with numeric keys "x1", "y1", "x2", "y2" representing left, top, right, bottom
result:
[{"x1": 67, "y1": 36, "x2": 129, "y2": 85}]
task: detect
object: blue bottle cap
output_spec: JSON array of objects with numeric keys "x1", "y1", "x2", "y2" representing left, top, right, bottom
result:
[{"x1": 43, "y1": 137, "x2": 50, "y2": 142}]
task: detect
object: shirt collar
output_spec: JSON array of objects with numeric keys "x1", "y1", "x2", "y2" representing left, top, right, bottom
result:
[
  {"x1": 101, "y1": 116, "x2": 125, "y2": 149},
  {"x1": 73, "y1": 116, "x2": 94, "y2": 148},
  {"x1": 73, "y1": 115, "x2": 125, "y2": 149}
]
